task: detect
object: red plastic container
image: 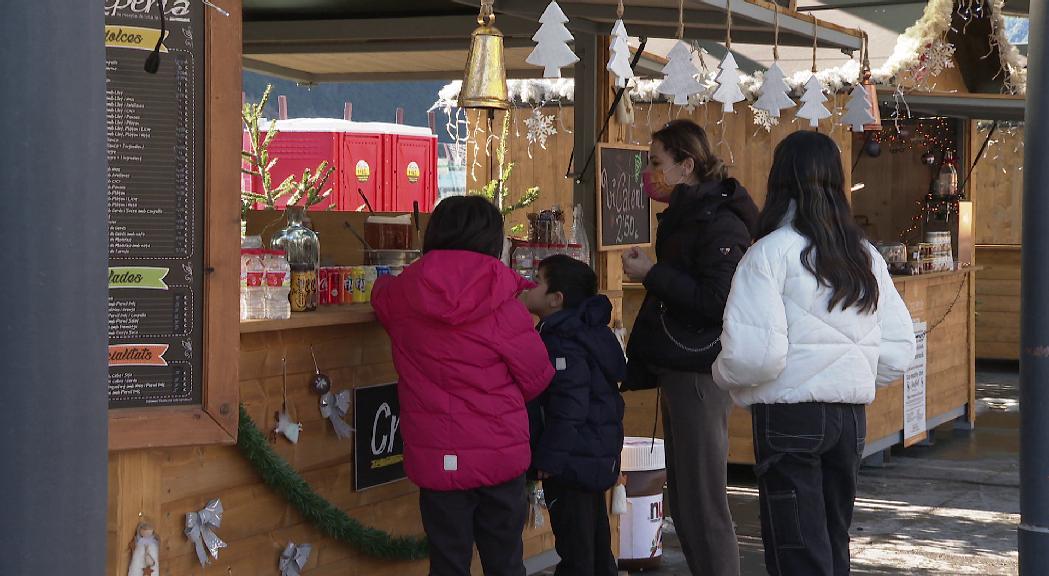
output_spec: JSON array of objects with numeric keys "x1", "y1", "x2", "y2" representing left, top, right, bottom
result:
[
  {"x1": 339, "y1": 132, "x2": 385, "y2": 212},
  {"x1": 244, "y1": 119, "x2": 436, "y2": 213},
  {"x1": 384, "y1": 134, "x2": 438, "y2": 212}
]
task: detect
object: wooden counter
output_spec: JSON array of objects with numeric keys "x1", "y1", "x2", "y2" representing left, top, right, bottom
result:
[
  {"x1": 108, "y1": 310, "x2": 562, "y2": 576},
  {"x1": 622, "y1": 269, "x2": 977, "y2": 465}
]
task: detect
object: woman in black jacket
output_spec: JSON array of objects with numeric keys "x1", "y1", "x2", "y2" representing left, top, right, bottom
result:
[{"x1": 622, "y1": 119, "x2": 757, "y2": 576}]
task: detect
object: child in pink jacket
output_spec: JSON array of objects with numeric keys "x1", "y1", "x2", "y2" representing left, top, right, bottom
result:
[{"x1": 372, "y1": 195, "x2": 554, "y2": 576}]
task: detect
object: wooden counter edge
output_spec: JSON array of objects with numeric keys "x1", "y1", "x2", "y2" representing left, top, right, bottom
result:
[{"x1": 240, "y1": 304, "x2": 378, "y2": 333}]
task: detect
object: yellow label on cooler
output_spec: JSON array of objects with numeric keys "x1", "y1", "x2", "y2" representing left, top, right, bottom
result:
[
  {"x1": 355, "y1": 160, "x2": 371, "y2": 183},
  {"x1": 406, "y1": 161, "x2": 421, "y2": 184}
]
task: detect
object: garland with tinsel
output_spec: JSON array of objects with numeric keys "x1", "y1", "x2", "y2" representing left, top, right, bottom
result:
[{"x1": 236, "y1": 405, "x2": 429, "y2": 561}]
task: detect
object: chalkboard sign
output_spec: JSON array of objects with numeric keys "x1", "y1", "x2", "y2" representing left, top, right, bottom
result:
[
  {"x1": 597, "y1": 144, "x2": 652, "y2": 251},
  {"x1": 354, "y1": 383, "x2": 406, "y2": 490},
  {"x1": 106, "y1": 1, "x2": 205, "y2": 409}
]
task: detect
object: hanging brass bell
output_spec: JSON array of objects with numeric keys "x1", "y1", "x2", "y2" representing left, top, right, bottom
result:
[
  {"x1": 862, "y1": 72, "x2": 882, "y2": 132},
  {"x1": 459, "y1": 11, "x2": 510, "y2": 110}
]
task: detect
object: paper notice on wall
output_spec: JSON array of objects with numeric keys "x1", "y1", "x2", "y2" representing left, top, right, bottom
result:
[{"x1": 904, "y1": 321, "x2": 928, "y2": 446}]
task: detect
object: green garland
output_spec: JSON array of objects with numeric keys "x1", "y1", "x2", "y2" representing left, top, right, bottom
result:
[{"x1": 236, "y1": 405, "x2": 430, "y2": 560}]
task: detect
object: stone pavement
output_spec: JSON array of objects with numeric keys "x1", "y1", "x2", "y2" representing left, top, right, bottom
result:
[
  {"x1": 659, "y1": 361, "x2": 1020, "y2": 575},
  {"x1": 539, "y1": 361, "x2": 1021, "y2": 575}
]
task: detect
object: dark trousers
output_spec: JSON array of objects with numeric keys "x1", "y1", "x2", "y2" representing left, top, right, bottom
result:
[
  {"x1": 543, "y1": 478, "x2": 617, "y2": 576},
  {"x1": 752, "y1": 403, "x2": 866, "y2": 576},
  {"x1": 419, "y1": 474, "x2": 528, "y2": 576},
  {"x1": 657, "y1": 369, "x2": 740, "y2": 576}
]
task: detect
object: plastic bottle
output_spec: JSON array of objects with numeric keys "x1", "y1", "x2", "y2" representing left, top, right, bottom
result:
[
  {"x1": 242, "y1": 249, "x2": 266, "y2": 320},
  {"x1": 264, "y1": 250, "x2": 292, "y2": 320}
]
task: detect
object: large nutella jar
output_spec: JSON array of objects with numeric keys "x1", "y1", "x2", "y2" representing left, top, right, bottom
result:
[{"x1": 618, "y1": 437, "x2": 667, "y2": 571}]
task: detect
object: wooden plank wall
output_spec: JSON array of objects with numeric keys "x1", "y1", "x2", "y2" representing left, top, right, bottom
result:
[
  {"x1": 850, "y1": 126, "x2": 955, "y2": 244},
  {"x1": 970, "y1": 124, "x2": 1024, "y2": 245},
  {"x1": 108, "y1": 322, "x2": 558, "y2": 575},
  {"x1": 969, "y1": 122, "x2": 1023, "y2": 360},
  {"x1": 975, "y1": 245, "x2": 1022, "y2": 359}
]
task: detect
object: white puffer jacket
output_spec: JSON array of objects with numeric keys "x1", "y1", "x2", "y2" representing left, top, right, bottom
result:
[{"x1": 712, "y1": 221, "x2": 916, "y2": 407}]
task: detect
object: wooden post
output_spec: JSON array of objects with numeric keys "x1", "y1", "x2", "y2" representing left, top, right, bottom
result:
[
  {"x1": 396, "y1": 107, "x2": 405, "y2": 124},
  {"x1": 344, "y1": 101, "x2": 353, "y2": 121},
  {"x1": 278, "y1": 94, "x2": 288, "y2": 120}
]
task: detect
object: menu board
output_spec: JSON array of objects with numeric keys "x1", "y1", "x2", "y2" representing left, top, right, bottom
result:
[
  {"x1": 105, "y1": 1, "x2": 205, "y2": 409},
  {"x1": 597, "y1": 144, "x2": 652, "y2": 251},
  {"x1": 354, "y1": 383, "x2": 406, "y2": 490}
]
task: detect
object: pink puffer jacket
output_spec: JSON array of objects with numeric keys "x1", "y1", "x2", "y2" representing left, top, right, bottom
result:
[{"x1": 372, "y1": 250, "x2": 554, "y2": 491}]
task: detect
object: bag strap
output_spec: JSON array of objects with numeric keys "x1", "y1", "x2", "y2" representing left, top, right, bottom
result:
[{"x1": 658, "y1": 302, "x2": 720, "y2": 353}]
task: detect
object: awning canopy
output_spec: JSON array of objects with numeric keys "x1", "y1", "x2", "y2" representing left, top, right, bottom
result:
[
  {"x1": 242, "y1": 0, "x2": 863, "y2": 83},
  {"x1": 879, "y1": 91, "x2": 1026, "y2": 121}
]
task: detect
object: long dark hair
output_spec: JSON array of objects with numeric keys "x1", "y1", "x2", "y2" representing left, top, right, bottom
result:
[
  {"x1": 423, "y1": 195, "x2": 504, "y2": 258},
  {"x1": 757, "y1": 131, "x2": 878, "y2": 313},
  {"x1": 651, "y1": 120, "x2": 727, "y2": 183}
]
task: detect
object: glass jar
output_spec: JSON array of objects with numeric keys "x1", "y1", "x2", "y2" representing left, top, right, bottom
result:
[{"x1": 271, "y1": 206, "x2": 320, "y2": 312}]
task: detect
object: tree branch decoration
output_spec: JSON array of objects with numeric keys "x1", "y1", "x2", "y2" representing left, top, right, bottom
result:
[
  {"x1": 469, "y1": 111, "x2": 541, "y2": 235},
  {"x1": 241, "y1": 85, "x2": 336, "y2": 219},
  {"x1": 236, "y1": 405, "x2": 429, "y2": 561}
]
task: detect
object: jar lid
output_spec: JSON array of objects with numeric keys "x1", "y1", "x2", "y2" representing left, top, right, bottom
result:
[{"x1": 621, "y1": 436, "x2": 666, "y2": 472}]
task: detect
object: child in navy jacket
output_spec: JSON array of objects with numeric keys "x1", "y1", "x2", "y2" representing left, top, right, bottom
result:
[{"x1": 524, "y1": 255, "x2": 627, "y2": 576}]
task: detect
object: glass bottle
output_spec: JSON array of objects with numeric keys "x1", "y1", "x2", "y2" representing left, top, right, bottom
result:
[
  {"x1": 934, "y1": 150, "x2": 959, "y2": 199},
  {"x1": 271, "y1": 206, "x2": 320, "y2": 312}
]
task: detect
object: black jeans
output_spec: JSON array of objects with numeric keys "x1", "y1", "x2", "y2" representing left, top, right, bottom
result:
[
  {"x1": 419, "y1": 474, "x2": 528, "y2": 576},
  {"x1": 752, "y1": 403, "x2": 866, "y2": 576},
  {"x1": 543, "y1": 478, "x2": 617, "y2": 576}
]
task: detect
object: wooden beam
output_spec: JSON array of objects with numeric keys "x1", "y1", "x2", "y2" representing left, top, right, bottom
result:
[{"x1": 244, "y1": 14, "x2": 540, "y2": 44}]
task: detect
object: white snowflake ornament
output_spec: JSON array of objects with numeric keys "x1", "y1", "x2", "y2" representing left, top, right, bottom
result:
[
  {"x1": 840, "y1": 83, "x2": 876, "y2": 132},
  {"x1": 607, "y1": 20, "x2": 633, "y2": 88},
  {"x1": 658, "y1": 41, "x2": 704, "y2": 106},
  {"x1": 712, "y1": 52, "x2": 746, "y2": 113},
  {"x1": 752, "y1": 62, "x2": 795, "y2": 118},
  {"x1": 526, "y1": 2, "x2": 579, "y2": 78},
  {"x1": 796, "y1": 75, "x2": 832, "y2": 128},
  {"x1": 525, "y1": 107, "x2": 557, "y2": 150}
]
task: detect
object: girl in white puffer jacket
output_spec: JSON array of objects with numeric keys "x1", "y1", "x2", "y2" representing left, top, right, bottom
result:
[{"x1": 713, "y1": 131, "x2": 915, "y2": 576}]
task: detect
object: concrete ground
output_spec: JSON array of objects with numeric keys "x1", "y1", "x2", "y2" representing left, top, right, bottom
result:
[{"x1": 648, "y1": 360, "x2": 1021, "y2": 575}]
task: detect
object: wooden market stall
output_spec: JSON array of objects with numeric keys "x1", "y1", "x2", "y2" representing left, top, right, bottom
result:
[{"x1": 103, "y1": 2, "x2": 866, "y2": 576}]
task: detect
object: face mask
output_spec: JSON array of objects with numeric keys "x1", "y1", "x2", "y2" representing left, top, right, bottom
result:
[{"x1": 642, "y1": 164, "x2": 679, "y2": 202}]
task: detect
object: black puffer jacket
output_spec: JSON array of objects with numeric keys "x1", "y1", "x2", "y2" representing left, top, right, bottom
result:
[
  {"x1": 528, "y1": 295, "x2": 627, "y2": 493},
  {"x1": 624, "y1": 178, "x2": 759, "y2": 389}
]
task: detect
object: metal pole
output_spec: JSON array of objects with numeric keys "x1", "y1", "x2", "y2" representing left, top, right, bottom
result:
[
  {"x1": 573, "y1": 32, "x2": 600, "y2": 257},
  {"x1": 1020, "y1": 0, "x2": 1049, "y2": 572},
  {"x1": 0, "y1": 2, "x2": 108, "y2": 575}
]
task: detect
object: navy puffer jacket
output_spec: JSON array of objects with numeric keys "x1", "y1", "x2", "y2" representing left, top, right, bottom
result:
[{"x1": 529, "y1": 295, "x2": 627, "y2": 493}]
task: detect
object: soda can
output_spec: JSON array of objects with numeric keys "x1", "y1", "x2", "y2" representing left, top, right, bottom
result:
[
  {"x1": 341, "y1": 267, "x2": 354, "y2": 304},
  {"x1": 328, "y1": 267, "x2": 343, "y2": 305},
  {"x1": 318, "y1": 267, "x2": 331, "y2": 305},
  {"x1": 363, "y1": 266, "x2": 378, "y2": 302},
  {"x1": 375, "y1": 265, "x2": 392, "y2": 277},
  {"x1": 351, "y1": 266, "x2": 367, "y2": 304}
]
